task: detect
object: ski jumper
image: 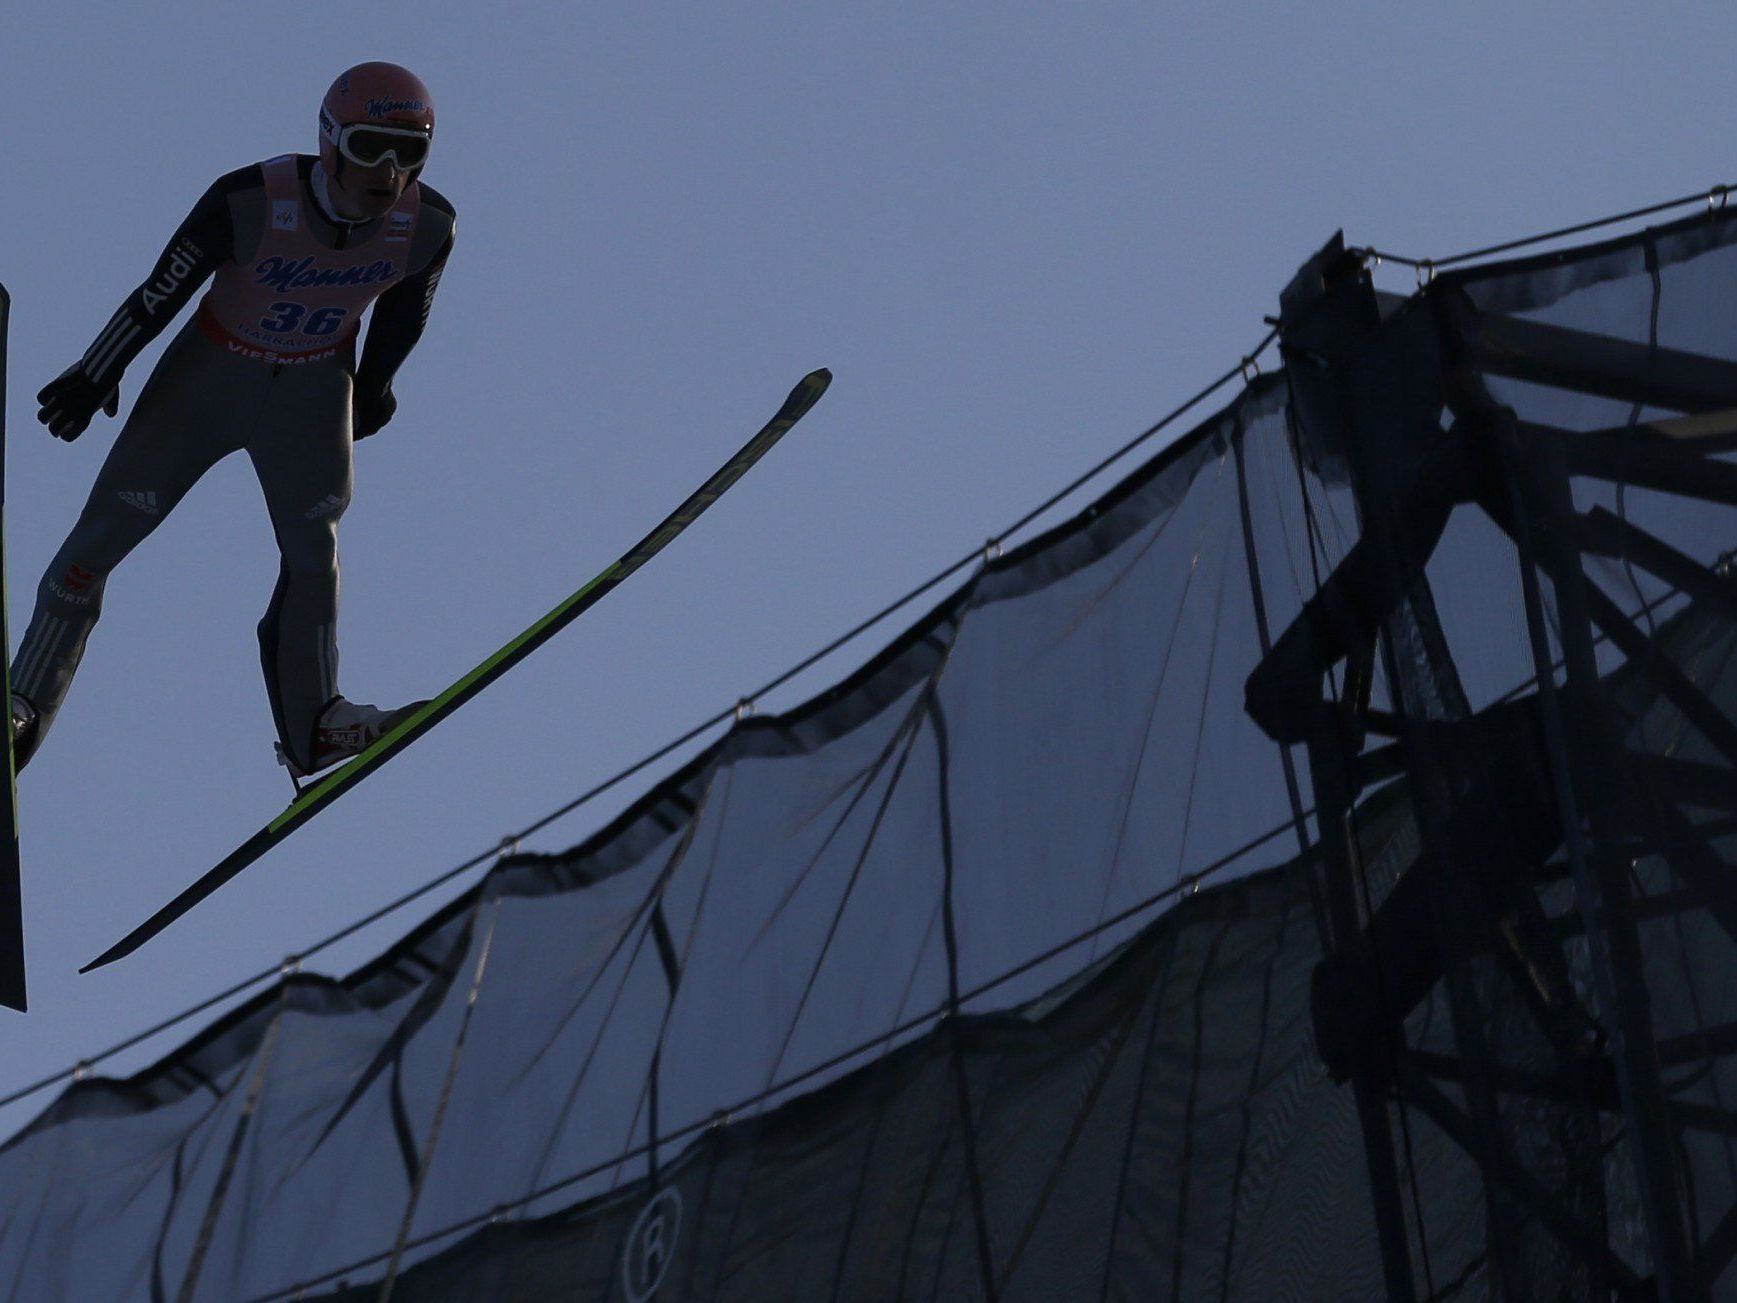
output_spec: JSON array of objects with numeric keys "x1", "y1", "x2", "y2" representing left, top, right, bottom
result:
[{"x1": 12, "y1": 155, "x2": 456, "y2": 770}]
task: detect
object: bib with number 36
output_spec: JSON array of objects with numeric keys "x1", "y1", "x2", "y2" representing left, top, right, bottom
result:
[{"x1": 197, "y1": 154, "x2": 420, "y2": 364}]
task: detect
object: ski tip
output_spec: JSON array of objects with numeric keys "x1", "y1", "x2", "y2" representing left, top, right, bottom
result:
[
  {"x1": 79, "y1": 941, "x2": 132, "y2": 974},
  {"x1": 786, "y1": 369, "x2": 831, "y2": 411}
]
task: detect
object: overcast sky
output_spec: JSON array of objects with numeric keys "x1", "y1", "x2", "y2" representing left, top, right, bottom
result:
[{"x1": 3, "y1": 1, "x2": 1734, "y2": 1136}]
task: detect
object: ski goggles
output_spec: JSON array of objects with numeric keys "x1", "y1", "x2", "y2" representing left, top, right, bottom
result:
[{"x1": 332, "y1": 122, "x2": 431, "y2": 170}]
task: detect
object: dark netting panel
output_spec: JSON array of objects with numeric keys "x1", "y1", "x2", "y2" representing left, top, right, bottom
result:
[
  {"x1": 2, "y1": 206, "x2": 1736, "y2": 1301},
  {"x1": 313, "y1": 851, "x2": 1400, "y2": 1302}
]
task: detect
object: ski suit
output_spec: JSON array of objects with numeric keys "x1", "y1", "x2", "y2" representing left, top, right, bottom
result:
[{"x1": 13, "y1": 155, "x2": 456, "y2": 769}]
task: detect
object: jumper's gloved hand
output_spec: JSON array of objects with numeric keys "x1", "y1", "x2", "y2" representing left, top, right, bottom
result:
[
  {"x1": 352, "y1": 385, "x2": 397, "y2": 441},
  {"x1": 37, "y1": 364, "x2": 119, "y2": 443}
]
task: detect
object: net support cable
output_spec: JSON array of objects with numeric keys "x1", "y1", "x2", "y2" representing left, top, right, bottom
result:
[
  {"x1": 378, "y1": 894, "x2": 502, "y2": 1302},
  {"x1": 1358, "y1": 183, "x2": 1733, "y2": 275}
]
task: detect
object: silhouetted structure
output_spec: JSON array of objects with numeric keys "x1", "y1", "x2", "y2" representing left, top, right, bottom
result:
[{"x1": 3, "y1": 212, "x2": 1735, "y2": 1300}]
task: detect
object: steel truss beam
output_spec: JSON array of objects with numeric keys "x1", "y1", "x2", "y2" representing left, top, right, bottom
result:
[
  {"x1": 1394, "y1": 1059, "x2": 1646, "y2": 1296},
  {"x1": 1265, "y1": 233, "x2": 1737, "y2": 1299},
  {"x1": 1444, "y1": 292, "x2": 1737, "y2": 413},
  {"x1": 1486, "y1": 408, "x2": 1700, "y2": 1298}
]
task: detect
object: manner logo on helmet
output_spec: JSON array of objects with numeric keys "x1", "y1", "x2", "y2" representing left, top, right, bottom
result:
[
  {"x1": 365, "y1": 97, "x2": 426, "y2": 119},
  {"x1": 620, "y1": 1189, "x2": 682, "y2": 1303}
]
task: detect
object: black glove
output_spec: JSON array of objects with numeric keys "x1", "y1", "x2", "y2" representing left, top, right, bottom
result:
[
  {"x1": 37, "y1": 364, "x2": 119, "y2": 442},
  {"x1": 352, "y1": 385, "x2": 397, "y2": 441}
]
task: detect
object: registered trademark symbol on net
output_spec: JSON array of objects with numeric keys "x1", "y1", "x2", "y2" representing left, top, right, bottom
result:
[{"x1": 621, "y1": 1187, "x2": 683, "y2": 1302}]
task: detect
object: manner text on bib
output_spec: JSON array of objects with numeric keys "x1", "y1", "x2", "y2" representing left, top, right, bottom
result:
[{"x1": 197, "y1": 155, "x2": 421, "y2": 365}]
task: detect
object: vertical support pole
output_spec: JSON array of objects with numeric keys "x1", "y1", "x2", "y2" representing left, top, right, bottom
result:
[
  {"x1": 0, "y1": 281, "x2": 22, "y2": 1013},
  {"x1": 1231, "y1": 415, "x2": 1331, "y2": 953},
  {"x1": 1328, "y1": 407, "x2": 1534, "y2": 1293},
  {"x1": 1305, "y1": 728, "x2": 1420, "y2": 1303},
  {"x1": 1281, "y1": 238, "x2": 1535, "y2": 1294},
  {"x1": 1236, "y1": 411, "x2": 1419, "y2": 1293},
  {"x1": 1498, "y1": 415, "x2": 1695, "y2": 1299}
]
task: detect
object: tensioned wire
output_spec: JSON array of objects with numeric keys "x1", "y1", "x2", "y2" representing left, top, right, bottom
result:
[
  {"x1": 6, "y1": 178, "x2": 1724, "y2": 1120},
  {"x1": 1359, "y1": 182, "x2": 1733, "y2": 277},
  {"x1": 0, "y1": 327, "x2": 1279, "y2": 1119}
]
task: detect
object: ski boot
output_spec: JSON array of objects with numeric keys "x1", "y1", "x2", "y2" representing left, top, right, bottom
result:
[
  {"x1": 276, "y1": 695, "x2": 429, "y2": 779},
  {"x1": 8, "y1": 694, "x2": 38, "y2": 773}
]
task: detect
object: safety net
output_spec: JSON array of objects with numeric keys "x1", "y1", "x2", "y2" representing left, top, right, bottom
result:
[{"x1": 1, "y1": 203, "x2": 1735, "y2": 1301}]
